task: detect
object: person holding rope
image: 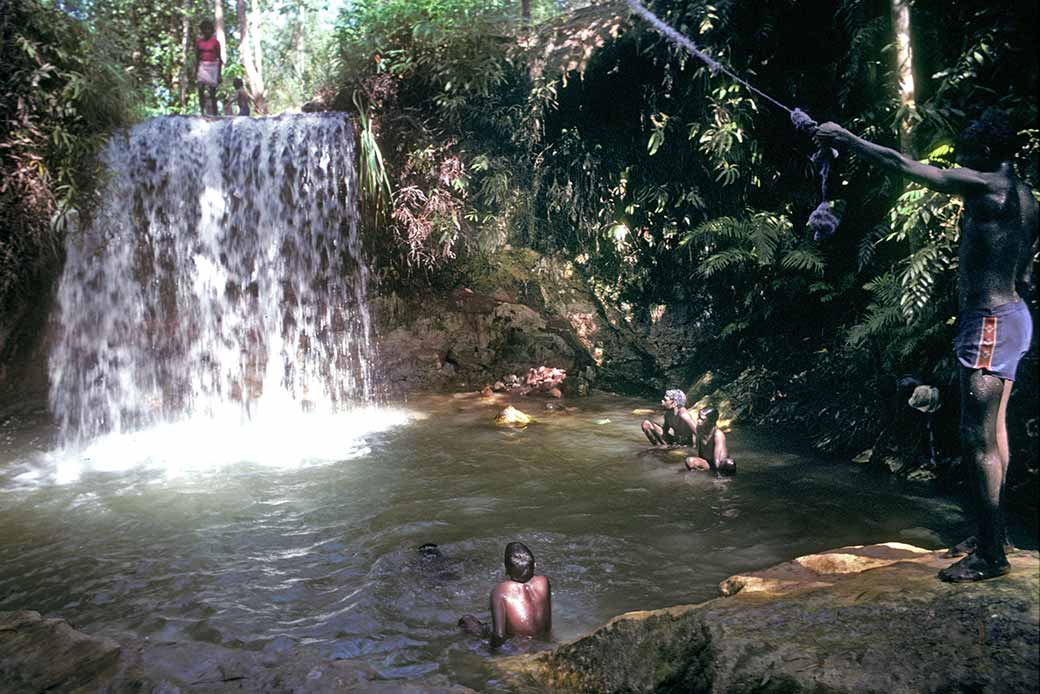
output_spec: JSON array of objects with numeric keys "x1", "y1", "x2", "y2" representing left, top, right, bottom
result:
[
  {"x1": 814, "y1": 110, "x2": 1037, "y2": 582},
  {"x1": 625, "y1": 0, "x2": 1035, "y2": 581}
]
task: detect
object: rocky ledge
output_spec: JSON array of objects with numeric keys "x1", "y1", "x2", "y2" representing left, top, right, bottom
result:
[{"x1": 499, "y1": 543, "x2": 1040, "y2": 693}]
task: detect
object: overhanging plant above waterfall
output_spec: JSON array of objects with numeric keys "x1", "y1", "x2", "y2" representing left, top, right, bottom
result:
[{"x1": 353, "y1": 88, "x2": 392, "y2": 229}]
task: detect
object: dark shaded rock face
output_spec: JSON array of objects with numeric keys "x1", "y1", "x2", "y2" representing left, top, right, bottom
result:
[
  {"x1": 500, "y1": 543, "x2": 1040, "y2": 694},
  {"x1": 0, "y1": 610, "x2": 474, "y2": 694},
  {"x1": 371, "y1": 250, "x2": 697, "y2": 398}
]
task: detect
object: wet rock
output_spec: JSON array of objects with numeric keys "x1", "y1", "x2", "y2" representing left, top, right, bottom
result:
[
  {"x1": 498, "y1": 543, "x2": 1040, "y2": 694},
  {"x1": 0, "y1": 610, "x2": 476, "y2": 694},
  {"x1": 906, "y1": 467, "x2": 939, "y2": 483},
  {"x1": 494, "y1": 405, "x2": 532, "y2": 427},
  {"x1": 0, "y1": 610, "x2": 121, "y2": 692},
  {"x1": 899, "y1": 527, "x2": 944, "y2": 546},
  {"x1": 880, "y1": 455, "x2": 905, "y2": 474}
]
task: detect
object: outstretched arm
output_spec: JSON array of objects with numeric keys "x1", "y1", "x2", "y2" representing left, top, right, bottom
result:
[{"x1": 814, "y1": 122, "x2": 988, "y2": 196}]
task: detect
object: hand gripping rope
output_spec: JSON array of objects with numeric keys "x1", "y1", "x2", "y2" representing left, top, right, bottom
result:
[{"x1": 625, "y1": 0, "x2": 840, "y2": 239}]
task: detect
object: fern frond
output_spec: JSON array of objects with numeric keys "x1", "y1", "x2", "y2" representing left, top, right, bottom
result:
[
  {"x1": 780, "y1": 248, "x2": 825, "y2": 274},
  {"x1": 698, "y1": 248, "x2": 755, "y2": 277}
]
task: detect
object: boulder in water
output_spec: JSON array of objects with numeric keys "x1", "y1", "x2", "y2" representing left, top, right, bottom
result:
[{"x1": 495, "y1": 405, "x2": 532, "y2": 427}]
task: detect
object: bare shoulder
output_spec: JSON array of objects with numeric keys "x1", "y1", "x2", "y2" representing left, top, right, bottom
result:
[{"x1": 531, "y1": 575, "x2": 550, "y2": 597}]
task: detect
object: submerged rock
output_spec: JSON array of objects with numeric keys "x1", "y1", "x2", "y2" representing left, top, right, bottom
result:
[
  {"x1": 499, "y1": 543, "x2": 1040, "y2": 693},
  {"x1": 0, "y1": 610, "x2": 474, "y2": 694}
]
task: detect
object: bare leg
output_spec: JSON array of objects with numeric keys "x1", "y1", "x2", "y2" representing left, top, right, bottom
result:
[
  {"x1": 207, "y1": 86, "x2": 219, "y2": 116},
  {"x1": 684, "y1": 456, "x2": 710, "y2": 470},
  {"x1": 197, "y1": 85, "x2": 207, "y2": 115},
  {"x1": 943, "y1": 378, "x2": 1016, "y2": 558},
  {"x1": 939, "y1": 369, "x2": 1011, "y2": 582},
  {"x1": 642, "y1": 420, "x2": 668, "y2": 446},
  {"x1": 996, "y1": 378, "x2": 1012, "y2": 479}
]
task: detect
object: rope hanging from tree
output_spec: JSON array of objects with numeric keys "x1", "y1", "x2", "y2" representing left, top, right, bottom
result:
[{"x1": 625, "y1": 0, "x2": 841, "y2": 239}]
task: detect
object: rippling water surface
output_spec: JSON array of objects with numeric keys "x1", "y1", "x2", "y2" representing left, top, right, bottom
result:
[{"x1": 0, "y1": 392, "x2": 977, "y2": 688}]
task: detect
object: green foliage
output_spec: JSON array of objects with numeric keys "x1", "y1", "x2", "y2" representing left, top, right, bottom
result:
[
  {"x1": 334, "y1": 0, "x2": 555, "y2": 276},
  {"x1": 353, "y1": 89, "x2": 392, "y2": 227},
  {"x1": 347, "y1": 0, "x2": 1035, "y2": 468},
  {"x1": 1, "y1": 0, "x2": 133, "y2": 310}
]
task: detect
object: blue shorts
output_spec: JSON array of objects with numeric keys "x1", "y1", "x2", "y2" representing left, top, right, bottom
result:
[{"x1": 954, "y1": 300, "x2": 1033, "y2": 381}]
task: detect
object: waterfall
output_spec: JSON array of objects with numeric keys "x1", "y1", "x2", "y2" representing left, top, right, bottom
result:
[{"x1": 49, "y1": 114, "x2": 375, "y2": 445}]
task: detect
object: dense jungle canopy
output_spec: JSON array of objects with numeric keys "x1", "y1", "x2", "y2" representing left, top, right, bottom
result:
[{"x1": 1, "y1": 0, "x2": 1037, "y2": 504}]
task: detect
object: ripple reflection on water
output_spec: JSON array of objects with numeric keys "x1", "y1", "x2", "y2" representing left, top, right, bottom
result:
[{"x1": 0, "y1": 393, "x2": 973, "y2": 687}]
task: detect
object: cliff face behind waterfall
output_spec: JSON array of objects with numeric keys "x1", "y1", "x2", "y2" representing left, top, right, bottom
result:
[{"x1": 47, "y1": 114, "x2": 375, "y2": 443}]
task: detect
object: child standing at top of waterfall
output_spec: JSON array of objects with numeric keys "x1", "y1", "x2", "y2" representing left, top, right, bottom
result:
[
  {"x1": 234, "y1": 78, "x2": 253, "y2": 116},
  {"x1": 194, "y1": 19, "x2": 222, "y2": 116}
]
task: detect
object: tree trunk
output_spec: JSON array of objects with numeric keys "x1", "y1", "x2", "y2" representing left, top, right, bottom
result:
[
  {"x1": 237, "y1": 0, "x2": 267, "y2": 113},
  {"x1": 891, "y1": 0, "x2": 916, "y2": 156},
  {"x1": 179, "y1": 10, "x2": 191, "y2": 109},
  {"x1": 213, "y1": 0, "x2": 227, "y2": 64},
  {"x1": 252, "y1": 0, "x2": 264, "y2": 89},
  {"x1": 521, "y1": 0, "x2": 531, "y2": 21}
]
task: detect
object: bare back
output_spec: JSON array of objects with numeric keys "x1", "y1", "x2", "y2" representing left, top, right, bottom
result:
[
  {"x1": 959, "y1": 170, "x2": 1038, "y2": 309},
  {"x1": 664, "y1": 407, "x2": 695, "y2": 444},
  {"x1": 490, "y1": 575, "x2": 551, "y2": 643},
  {"x1": 696, "y1": 427, "x2": 727, "y2": 464}
]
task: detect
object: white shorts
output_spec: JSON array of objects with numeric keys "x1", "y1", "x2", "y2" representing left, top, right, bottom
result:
[{"x1": 197, "y1": 61, "x2": 220, "y2": 86}]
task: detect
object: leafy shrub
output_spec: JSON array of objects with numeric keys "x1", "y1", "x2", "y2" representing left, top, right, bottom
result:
[{"x1": 1, "y1": 0, "x2": 132, "y2": 313}]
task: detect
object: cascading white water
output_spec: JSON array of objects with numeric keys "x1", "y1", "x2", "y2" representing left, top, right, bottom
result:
[{"x1": 49, "y1": 114, "x2": 376, "y2": 446}]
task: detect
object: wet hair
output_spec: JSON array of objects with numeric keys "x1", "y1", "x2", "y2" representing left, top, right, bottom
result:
[
  {"x1": 233, "y1": 78, "x2": 244, "y2": 88},
  {"x1": 418, "y1": 542, "x2": 441, "y2": 559},
  {"x1": 504, "y1": 542, "x2": 535, "y2": 582},
  {"x1": 957, "y1": 108, "x2": 1018, "y2": 163},
  {"x1": 699, "y1": 406, "x2": 719, "y2": 428},
  {"x1": 717, "y1": 458, "x2": 736, "y2": 476},
  {"x1": 664, "y1": 389, "x2": 686, "y2": 407}
]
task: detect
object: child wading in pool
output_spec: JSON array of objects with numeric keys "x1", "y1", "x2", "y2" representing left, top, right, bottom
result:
[
  {"x1": 459, "y1": 542, "x2": 552, "y2": 648},
  {"x1": 684, "y1": 406, "x2": 736, "y2": 477}
]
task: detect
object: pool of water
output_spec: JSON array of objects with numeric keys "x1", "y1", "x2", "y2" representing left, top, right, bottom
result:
[{"x1": 0, "y1": 392, "x2": 983, "y2": 689}]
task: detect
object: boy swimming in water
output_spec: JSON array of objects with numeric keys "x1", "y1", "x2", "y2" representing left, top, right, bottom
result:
[{"x1": 459, "y1": 541, "x2": 552, "y2": 648}]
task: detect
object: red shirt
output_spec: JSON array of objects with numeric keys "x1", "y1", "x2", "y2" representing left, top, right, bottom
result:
[{"x1": 196, "y1": 36, "x2": 221, "y2": 62}]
